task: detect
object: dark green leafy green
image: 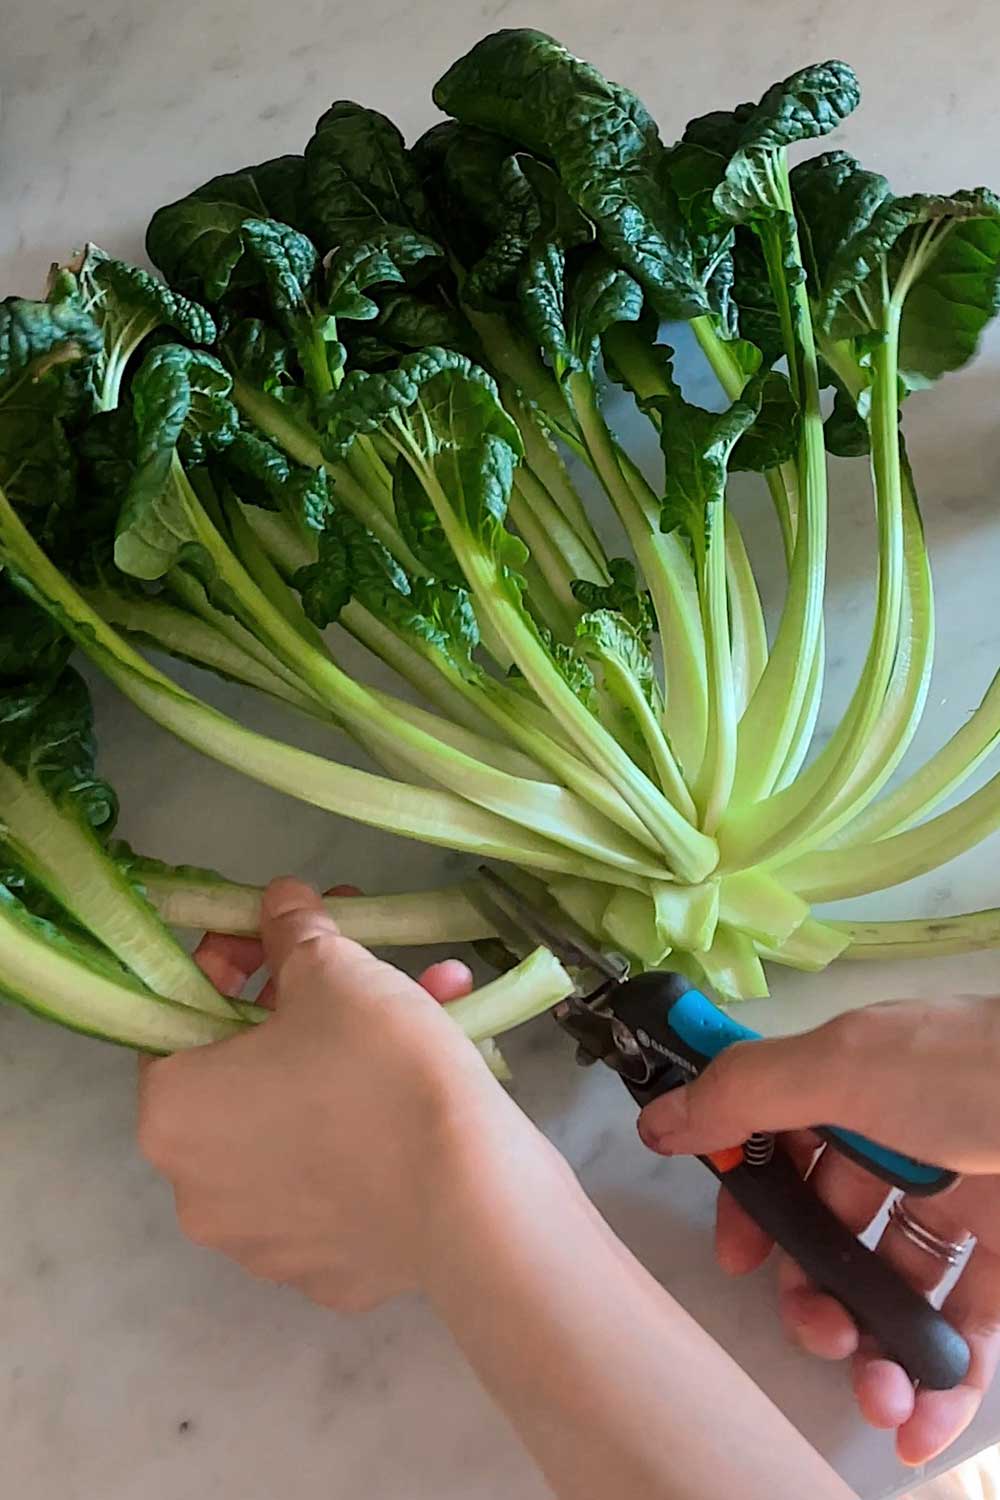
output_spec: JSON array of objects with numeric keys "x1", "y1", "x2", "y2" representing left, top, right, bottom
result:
[
  {"x1": 146, "y1": 156, "x2": 308, "y2": 299},
  {"x1": 434, "y1": 29, "x2": 733, "y2": 321},
  {"x1": 305, "y1": 101, "x2": 437, "y2": 250},
  {"x1": 115, "y1": 345, "x2": 236, "y2": 580},
  {"x1": 220, "y1": 318, "x2": 295, "y2": 394},
  {"x1": 0, "y1": 581, "x2": 73, "y2": 685},
  {"x1": 792, "y1": 152, "x2": 1000, "y2": 387},
  {"x1": 644, "y1": 359, "x2": 762, "y2": 555},
  {"x1": 218, "y1": 430, "x2": 333, "y2": 533},
  {"x1": 571, "y1": 558, "x2": 654, "y2": 640},
  {"x1": 78, "y1": 246, "x2": 216, "y2": 350},
  {"x1": 544, "y1": 254, "x2": 644, "y2": 382},
  {"x1": 294, "y1": 508, "x2": 408, "y2": 624},
  {"x1": 690, "y1": 63, "x2": 860, "y2": 225},
  {"x1": 0, "y1": 665, "x2": 117, "y2": 832},
  {"x1": 240, "y1": 218, "x2": 320, "y2": 326},
  {"x1": 729, "y1": 370, "x2": 800, "y2": 472},
  {"x1": 0, "y1": 293, "x2": 102, "y2": 545}
]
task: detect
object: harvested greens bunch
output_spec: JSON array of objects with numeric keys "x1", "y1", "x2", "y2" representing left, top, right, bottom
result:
[{"x1": 3, "y1": 30, "x2": 1000, "y2": 1053}]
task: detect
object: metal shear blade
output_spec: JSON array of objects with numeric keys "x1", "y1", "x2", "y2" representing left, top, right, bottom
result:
[
  {"x1": 472, "y1": 867, "x2": 631, "y2": 1069},
  {"x1": 474, "y1": 866, "x2": 627, "y2": 990}
]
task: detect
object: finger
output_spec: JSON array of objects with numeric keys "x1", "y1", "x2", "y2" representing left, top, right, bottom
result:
[
  {"x1": 419, "y1": 959, "x2": 474, "y2": 1005},
  {"x1": 848, "y1": 1186, "x2": 972, "y2": 1436},
  {"x1": 775, "y1": 1148, "x2": 889, "y2": 1362},
  {"x1": 251, "y1": 885, "x2": 360, "y2": 1014},
  {"x1": 637, "y1": 1003, "x2": 962, "y2": 1165},
  {"x1": 251, "y1": 883, "x2": 364, "y2": 1011},
  {"x1": 897, "y1": 1242, "x2": 1000, "y2": 1466},
  {"x1": 778, "y1": 1255, "x2": 860, "y2": 1361},
  {"x1": 876, "y1": 1184, "x2": 974, "y2": 1298},
  {"x1": 261, "y1": 876, "x2": 389, "y2": 1017},
  {"x1": 192, "y1": 932, "x2": 265, "y2": 997},
  {"x1": 637, "y1": 1025, "x2": 863, "y2": 1156},
  {"x1": 852, "y1": 1341, "x2": 917, "y2": 1430},
  {"x1": 715, "y1": 1188, "x2": 773, "y2": 1275},
  {"x1": 260, "y1": 877, "x2": 343, "y2": 979},
  {"x1": 711, "y1": 1133, "x2": 817, "y2": 1276}
]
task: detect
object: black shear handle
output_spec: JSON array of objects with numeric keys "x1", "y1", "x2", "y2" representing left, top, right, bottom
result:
[{"x1": 712, "y1": 1151, "x2": 970, "y2": 1390}]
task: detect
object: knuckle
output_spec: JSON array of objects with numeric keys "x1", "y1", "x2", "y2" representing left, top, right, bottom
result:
[
  {"x1": 283, "y1": 932, "x2": 340, "y2": 986},
  {"x1": 824, "y1": 1007, "x2": 877, "y2": 1058}
]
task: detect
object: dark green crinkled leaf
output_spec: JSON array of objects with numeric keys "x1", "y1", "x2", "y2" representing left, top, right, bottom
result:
[
  {"x1": 0, "y1": 293, "x2": 103, "y2": 384},
  {"x1": 0, "y1": 666, "x2": 117, "y2": 833},
  {"x1": 790, "y1": 151, "x2": 892, "y2": 324},
  {"x1": 365, "y1": 292, "x2": 473, "y2": 356},
  {"x1": 0, "y1": 581, "x2": 73, "y2": 685},
  {"x1": 693, "y1": 62, "x2": 860, "y2": 224},
  {"x1": 413, "y1": 121, "x2": 527, "y2": 295},
  {"x1": 325, "y1": 229, "x2": 444, "y2": 322},
  {"x1": 402, "y1": 368, "x2": 523, "y2": 547},
  {"x1": 729, "y1": 369, "x2": 800, "y2": 472},
  {"x1": 559, "y1": 255, "x2": 643, "y2": 379},
  {"x1": 295, "y1": 508, "x2": 408, "y2": 625},
  {"x1": 79, "y1": 248, "x2": 217, "y2": 349},
  {"x1": 792, "y1": 152, "x2": 1000, "y2": 387},
  {"x1": 240, "y1": 218, "x2": 320, "y2": 325},
  {"x1": 220, "y1": 318, "x2": 294, "y2": 394},
  {"x1": 305, "y1": 102, "x2": 438, "y2": 250},
  {"x1": 320, "y1": 349, "x2": 527, "y2": 577},
  {"x1": 426, "y1": 124, "x2": 593, "y2": 316},
  {"x1": 146, "y1": 156, "x2": 308, "y2": 300},
  {"x1": 0, "y1": 294, "x2": 102, "y2": 544},
  {"x1": 62, "y1": 407, "x2": 139, "y2": 581},
  {"x1": 386, "y1": 577, "x2": 481, "y2": 674},
  {"x1": 323, "y1": 347, "x2": 520, "y2": 456},
  {"x1": 434, "y1": 29, "x2": 732, "y2": 322},
  {"x1": 643, "y1": 355, "x2": 763, "y2": 555},
  {"x1": 114, "y1": 345, "x2": 235, "y2": 580},
  {"x1": 219, "y1": 429, "x2": 332, "y2": 533},
  {"x1": 571, "y1": 558, "x2": 654, "y2": 641}
]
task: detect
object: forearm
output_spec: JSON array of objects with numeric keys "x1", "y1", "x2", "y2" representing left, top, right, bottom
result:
[{"x1": 425, "y1": 1127, "x2": 855, "y2": 1500}]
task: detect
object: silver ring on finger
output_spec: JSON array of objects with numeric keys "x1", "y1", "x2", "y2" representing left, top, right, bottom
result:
[{"x1": 889, "y1": 1197, "x2": 973, "y2": 1268}]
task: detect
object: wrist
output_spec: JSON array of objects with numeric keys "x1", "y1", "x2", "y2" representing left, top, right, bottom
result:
[{"x1": 416, "y1": 1079, "x2": 585, "y2": 1305}]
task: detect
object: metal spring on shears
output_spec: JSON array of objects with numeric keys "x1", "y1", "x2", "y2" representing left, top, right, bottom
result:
[{"x1": 743, "y1": 1132, "x2": 776, "y2": 1169}]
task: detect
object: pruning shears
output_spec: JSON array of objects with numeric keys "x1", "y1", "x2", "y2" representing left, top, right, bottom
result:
[{"x1": 472, "y1": 867, "x2": 971, "y2": 1392}]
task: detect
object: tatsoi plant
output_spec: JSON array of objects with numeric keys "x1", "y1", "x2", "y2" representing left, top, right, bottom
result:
[
  {"x1": 0, "y1": 590, "x2": 567, "y2": 1056},
  {"x1": 2, "y1": 30, "x2": 1000, "y2": 1056}
]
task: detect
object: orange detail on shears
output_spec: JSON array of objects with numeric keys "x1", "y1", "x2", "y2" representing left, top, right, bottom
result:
[{"x1": 707, "y1": 1145, "x2": 744, "y2": 1174}]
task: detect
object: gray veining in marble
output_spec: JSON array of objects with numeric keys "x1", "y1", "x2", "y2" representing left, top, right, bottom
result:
[{"x1": 3, "y1": 2, "x2": 1000, "y2": 1496}]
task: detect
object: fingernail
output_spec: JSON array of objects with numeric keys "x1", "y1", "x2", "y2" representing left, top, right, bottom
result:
[
  {"x1": 640, "y1": 1089, "x2": 689, "y2": 1138},
  {"x1": 636, "y1": 1115, "x2": 675, "y2": 1156},
  {"x1": 262, "y1": 876, "x2": 319, "y2": 919}
]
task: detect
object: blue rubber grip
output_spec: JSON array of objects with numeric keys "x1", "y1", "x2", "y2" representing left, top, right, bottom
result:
[{"x1": 666, "y1": 988, "x2": 949, "y2": 1192}]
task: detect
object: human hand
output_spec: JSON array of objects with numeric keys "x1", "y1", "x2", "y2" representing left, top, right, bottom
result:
[
  {"x1": 638, "y1": 996, "x2": 1000, "y2": 1466},
  {"x1": 137, "y1": 877, "x2": 551, "y2": 1311}
]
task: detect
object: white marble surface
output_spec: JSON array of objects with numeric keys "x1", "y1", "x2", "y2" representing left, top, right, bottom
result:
[{"x1": 4, "y1": 1, "x2": 1000, "y2": 1496}]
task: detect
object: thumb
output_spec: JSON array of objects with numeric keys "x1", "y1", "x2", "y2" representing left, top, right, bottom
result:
[
  {"x1": 638, "y1": 1023, "x2": 863, "y2": 1156},
  {"x1": 260, "y1": 876, "x2": 346, "y2": 989}
]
